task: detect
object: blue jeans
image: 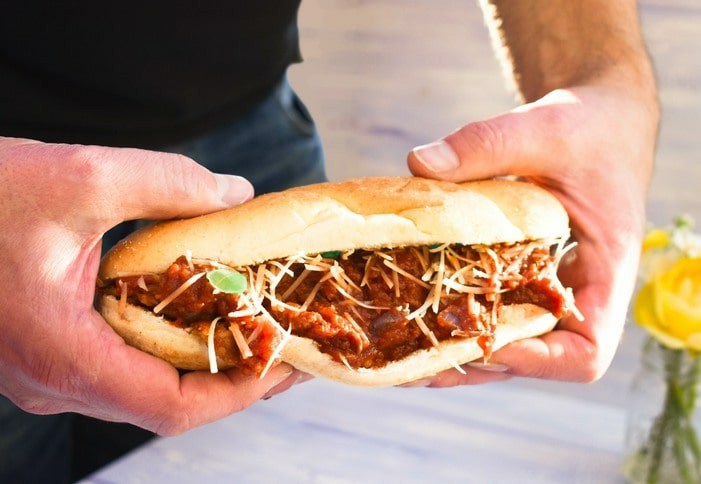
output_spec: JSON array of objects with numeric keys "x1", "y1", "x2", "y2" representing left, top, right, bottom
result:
[
  {"x1": 104, "y1": 76, "x2": 327, "y2": 248},
  {"x1": 0, "y1": 76, "x2": 326, "y2": 483}
]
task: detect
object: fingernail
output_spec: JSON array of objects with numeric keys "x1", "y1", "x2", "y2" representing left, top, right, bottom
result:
[
  {"x1": 412, "y1": 140, "x2": 460, "y2": 173},
  {"x1": 215, "y1": 175, "x2": 254, "y2": 206},
  {"x1": 261, "y1": 365, "x2": 295, "y2": 400},
  {"x1": 270, "y1": 364, "x2": 294, "y2": 385},
  {"x1": 295, "y1": 372, "x2": 314, "y2": 385},
  {"x1": 466, "y1": 361, "x2": 510, "y2": 372}
]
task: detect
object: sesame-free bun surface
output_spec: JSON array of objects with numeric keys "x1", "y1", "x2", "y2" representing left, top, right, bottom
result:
[{"x1": 100, "y1": 177, "x2": 569, "y2": 279}]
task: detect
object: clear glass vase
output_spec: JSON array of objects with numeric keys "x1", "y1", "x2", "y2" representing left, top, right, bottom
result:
[{"x1": 623, "y1": 337, "x2": 701, "y2": 483}]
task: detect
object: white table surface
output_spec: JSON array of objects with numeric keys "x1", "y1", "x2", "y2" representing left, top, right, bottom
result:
[
  {"x1": 82, "y1": 377, "x2": 628, "y2": 484},
  {"x1": 83, "y1": 326, "x2": 649, "y2": 484}
]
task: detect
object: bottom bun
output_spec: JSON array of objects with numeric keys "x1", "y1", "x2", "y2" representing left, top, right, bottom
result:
[
  {"x1": 100, "y1": 295, "x2": 237, "y2": 370},
  {"x1": 281, "y1": 304, "x2": 556, "y2": 386},
  {"x1": 100, "y1": 295, "x2": 556, "y2": 386}
]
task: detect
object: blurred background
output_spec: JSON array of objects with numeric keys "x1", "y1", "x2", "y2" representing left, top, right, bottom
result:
[
  {"x1": 289, "y1": 0, "x2": 700, "y2": 224},
  {"x1": 288, "y1": 0, "x2": 701, "y2": 404}
]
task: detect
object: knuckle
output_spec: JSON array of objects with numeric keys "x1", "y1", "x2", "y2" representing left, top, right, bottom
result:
[
  {"x1": 154, "y1": 410, "x2": 192, "y2": 437},
  {"x1": 14, "y1": 398, "x2": 51, "y2": 415},
  {"x1": 455, "y1": 120, "x2": 505, "y2": 163},
  {"x1": 11, "y1": 389, "x2": 49, "y2": 414},
  {"x1": 53, "y1": 144, "x2": 113, "y2": 200},
  {"x1": 158, "y1": 154, "x2": 215, "y2": 204},
  {"x1": 9, "y1": 372, "x2": 68, "y2": 416},
  {"x1": 531, "y1": 105, "x2": 577, "y2": 153},
  {"x1": 574, "y1": 342, "x2": 606, "y2": 383}
]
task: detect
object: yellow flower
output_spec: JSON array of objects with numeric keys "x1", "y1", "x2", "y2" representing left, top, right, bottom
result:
[
  {"x1": 634, "y1": 257, "x2": 701, "y2": 350},
  {"x1": 643, "y1": 228, "x2": 671, "y2": 253}
]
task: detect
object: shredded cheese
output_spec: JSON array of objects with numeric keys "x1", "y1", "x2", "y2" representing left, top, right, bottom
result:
[
  {"x1": 267, "y1": 257, "x2": 299, "y2": 296},
  {"x1": 382, "y1": 259, "x2": 431, "y2": 289},
  {"x1": 208, "y1": 317, "x2": 222, "y2": 374},
  {"x1": 410, "y1": 246, "x2": 429, "y2": 273},
  {"x1": 360, "y1": 255, "x2": 376, "y2": 288},
  {"x1": 229, "y1": 323, "x2": 253, "y2": 359},
  {"x1": 153, "y1": 271, "x2": 206, "y2": 314},
  {"x1": 116, "y1": 271, "x2": 157, "y2": 278},
  {"x1": 337, "y1": 352, "x2": 353, "y2": 371},
  {"x1": 126, "y1": 236, "x2": 573, "y2": 376},
  {"x1": 406, "y1": 289, "x2": 436, "y2": 321},
  {"x1": 414, "y1": 315, "x2": 440, "y2": 348},
  {"x1": 246, "y1": 320, "x2": 264, "y2": 344},
  {"x1": 329, "y1": 280, "x2": 389, "y2": 310},
  {"x1": 344, "y1": 313, "x2": 370, "y2": 351},
  {"x1": 228, "y1": 308, "x2": 257, "y2": 318},
  {"x1": 378, "y1": 268, "x2": 394, "y2": 290},
  {"x1": 298, "y1": 272, "x2": 332, "y2": 311},
  {"x1": 185, "y1": 250, "x2": 194, "y2": 272},
  {"x1": 259, "y1": 324, "x2": 291, "y2": 379},
  {"x1": 392, "y1": 267, "x2": 400, "y2": 298},
  {"x1": 281, "y1": 267, "x2": 311, "y2": 301},
  {"x1": 136, "y1": 275, "x2": 148, "y2": 292},
  {"x1": 431, "y1": 249, "x2": 445, "y2": 313},
  {"x1": 118, "y1": 280, "x2": 128, "y2": 317}
]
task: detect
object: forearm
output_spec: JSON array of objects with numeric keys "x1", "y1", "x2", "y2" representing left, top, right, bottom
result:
[{"x1": 480, "y1": 0, "x2": 657, "y2": 103}]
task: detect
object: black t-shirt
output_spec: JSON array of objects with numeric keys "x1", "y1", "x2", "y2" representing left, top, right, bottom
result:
[{"x1": 0, "y1": 1, "x2": 302, "y2": 148}]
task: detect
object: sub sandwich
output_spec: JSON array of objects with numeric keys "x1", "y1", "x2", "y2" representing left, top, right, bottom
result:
[{"x1": 97, "y1": 176, "x2": 580, "y2": 386}]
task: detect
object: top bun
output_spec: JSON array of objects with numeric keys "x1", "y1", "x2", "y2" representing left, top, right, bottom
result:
[{"x1": 100, "y1": 177, "x2": 569, "y2": 279}]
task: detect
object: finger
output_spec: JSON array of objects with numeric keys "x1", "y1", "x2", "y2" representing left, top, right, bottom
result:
[
  {"x1": 407, "y1": 113, "x2": 542, "y2": 182},
  {"x1": 396, "y1": 362, "x2": 511, "y2": 388},
  {"x1": 492, "y1": 283, "x2": 627, "y2": 383},
  {"x1": 492, "y1": 329, "x2": 599, "y2": 383},
  {"x1": 139, "y1": 363, "x2": 294, "y2": 436},
  {"x1": 407, "y1": 93, "x2": 581, "y2": 182},
  {"x1": 261, "y1": 371, "x2": 313, "y2": 400},
  {"x1": 424, "y1": 364, "x2": 512, "y2": 388},
  {"x1": 168, "y1": 364, "x2": 295, "y2": 434},
  {"x1": 3, "y1": 139, "x2": 254, "y2": 231},
  {"x1": 72, "y1": 319, "x2": 294, "y2": 435},
  {"x1": 82, "y1": 144, "x2": 254, "y2": 226}
]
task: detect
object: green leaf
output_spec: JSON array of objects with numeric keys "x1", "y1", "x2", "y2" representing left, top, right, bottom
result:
[
  {"x1": 674, "y1": 214, "x2": 694, "y2": 232},
  {"x1": 320, "y1": 250, "x2": 342, "y2": 259},
  {"x1": 206, "y1": 269, "x2": 247, "y2": 294}
]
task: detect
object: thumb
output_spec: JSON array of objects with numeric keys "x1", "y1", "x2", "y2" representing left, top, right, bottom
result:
[
  {"x1": 0, "y1": 138, "x2": 254, "y2": 233},
  {"x1": 407, "y1": 104, "x2": 564, "y2": 182},
  {"x1": 85, "y1": 145, "x2": 254, "y2": 227}
]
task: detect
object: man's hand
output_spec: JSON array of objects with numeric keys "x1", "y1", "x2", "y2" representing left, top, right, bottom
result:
[
  {"x1": 407, "y1": 82, "x2": 657, "y2": 385},
  {"x1": 404, "y1": 0, "x2": 658, "y2": 386},
  {"x1": 0, "y1": 137, "x2": 299, "y2": 435}
]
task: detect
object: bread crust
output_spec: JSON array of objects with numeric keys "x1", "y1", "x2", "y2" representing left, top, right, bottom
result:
[{"x1": 99, "y1": 177, "x2": 569, "y2": 279}]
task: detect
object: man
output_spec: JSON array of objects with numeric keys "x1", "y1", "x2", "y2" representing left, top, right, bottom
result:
[{"x1": 0, "y1": 1, "x2": 658, "y2": 481}]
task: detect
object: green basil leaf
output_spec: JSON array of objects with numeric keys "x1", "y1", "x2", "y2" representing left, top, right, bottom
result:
[
  {"x1": 320, "y1": 250, "x2": 342, "y2": 259},
  {"x1": 206, "y1": 269, "x2": 247, "y2": 294}
]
